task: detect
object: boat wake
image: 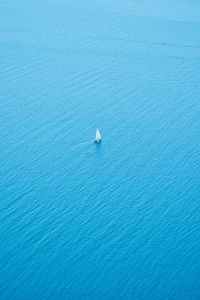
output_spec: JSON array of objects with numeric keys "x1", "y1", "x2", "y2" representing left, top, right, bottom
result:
[
  {"x1": 72, "y1": 140, "x2": 94, "y2": 151},
  {"x1": 78, "y1": 140, "x2": 94, "y2": 146}
]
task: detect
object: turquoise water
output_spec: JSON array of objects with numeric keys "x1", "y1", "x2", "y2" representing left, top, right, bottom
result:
[{"x1": 1, "y1": 1, "x2": 200, "y2": 299}]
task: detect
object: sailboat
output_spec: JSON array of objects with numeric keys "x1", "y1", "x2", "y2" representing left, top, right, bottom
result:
[{"x1": 94, "y1": 129, "x2": 102, "y2": 143}]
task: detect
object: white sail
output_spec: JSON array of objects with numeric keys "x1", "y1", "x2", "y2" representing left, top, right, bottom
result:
[{"x1": 95, "y1": 129, "x2": 101, "y2": 141}]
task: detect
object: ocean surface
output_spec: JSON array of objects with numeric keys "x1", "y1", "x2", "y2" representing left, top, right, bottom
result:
[{"x1": 1, "y1": 1, "x2": 200, "y2": 299}]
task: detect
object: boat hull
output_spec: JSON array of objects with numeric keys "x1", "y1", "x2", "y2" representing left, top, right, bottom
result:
[{"x1": 94, "y1": 139, "x2": 101, "y2": 143}]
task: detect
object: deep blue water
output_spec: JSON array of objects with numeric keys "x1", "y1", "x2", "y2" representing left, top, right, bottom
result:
[{"x1": 1, "y1": 1, "x2": 200, "y2": 299}]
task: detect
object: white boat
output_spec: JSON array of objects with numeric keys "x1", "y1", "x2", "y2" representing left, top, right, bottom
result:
[{"x1": 94, "y1": 129, "x2": 102, "y2": 143}]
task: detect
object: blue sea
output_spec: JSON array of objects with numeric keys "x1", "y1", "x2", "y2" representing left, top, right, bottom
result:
[{"x1": 1, "y1": 1, "x2": 200, "y2": 299}]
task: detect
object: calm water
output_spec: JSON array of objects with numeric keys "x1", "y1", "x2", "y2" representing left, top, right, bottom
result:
[{"x1": 1, "y1": 1, "x2": 200, "y2": 299}]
